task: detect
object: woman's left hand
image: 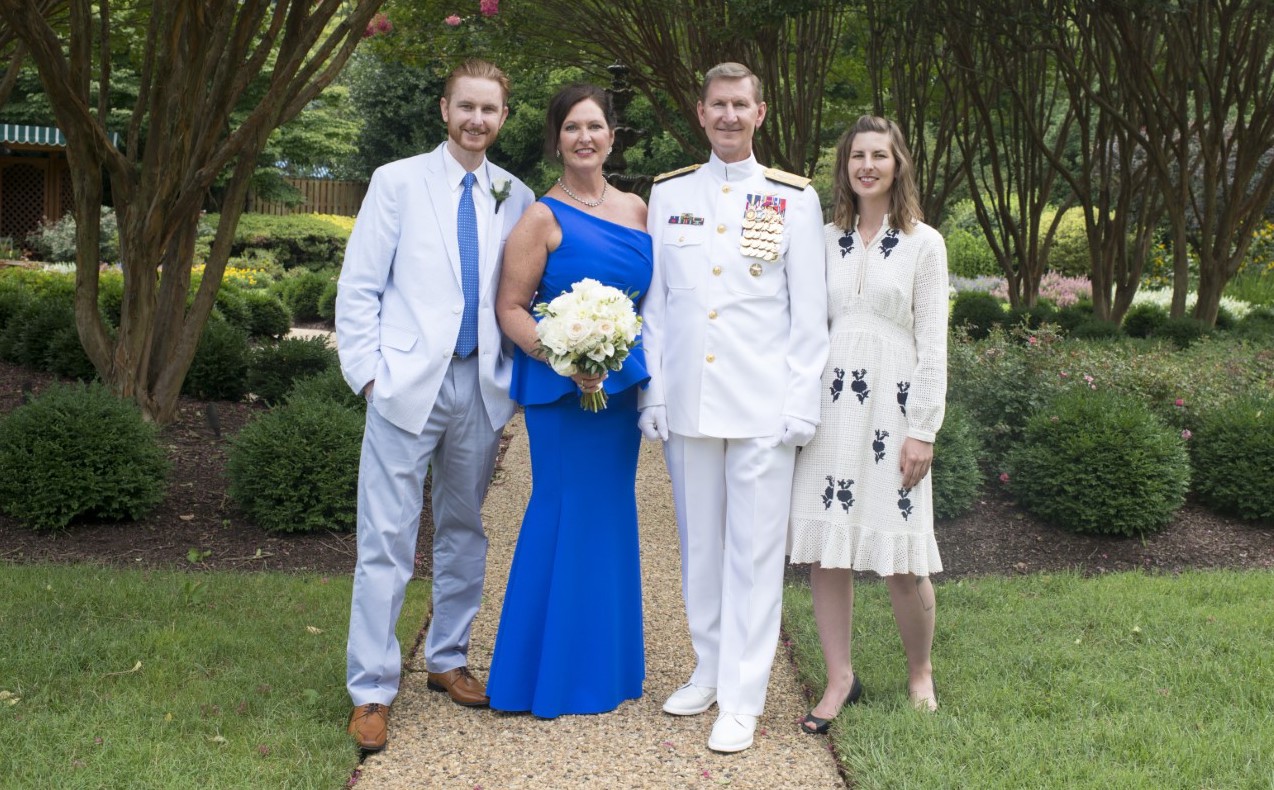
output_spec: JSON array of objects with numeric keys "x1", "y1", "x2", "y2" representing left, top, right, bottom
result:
[
  {"x1": 572, "y1": 371, "x2": 606, "y2": 394},
  {"x1": 899, "y1": 437, "x2": 934, "y2": 489}
]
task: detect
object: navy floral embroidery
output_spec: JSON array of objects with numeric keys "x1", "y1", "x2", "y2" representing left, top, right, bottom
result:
[
  {"x1": 830, "y1": 368, "x2": 845, "y2": 402},
  {"x1": 837, "y1": 479, "x2": 855, "y2": 511},
  {"x1": 851, "y1": 369, "x2": 870, "y2": 404},
  {"x1": 898, "y1": 488, "x2": 914, "y2": 520},
  {"x1": 821, "y1": 476, "x2": 855, "y2": 511},
  {"x1": 872, "y1": 429, "x2": 890, "y2": 463},
  {"x1": 879, "y1": 228, "x2": 900, "y2": 258},
  {"x1": 897, "y1": 381, "x2": 910, "y2": 415},
  {"x1": 838, "y1": 231, "x2": 855, "y2": 258}
]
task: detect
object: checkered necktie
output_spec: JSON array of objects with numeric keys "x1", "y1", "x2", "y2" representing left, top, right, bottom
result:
[{"x1": 455, "y1": 171, "x2": 479, "y2": 357}]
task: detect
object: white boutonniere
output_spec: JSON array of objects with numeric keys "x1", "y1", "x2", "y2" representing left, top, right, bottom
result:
[{"x1": 493, "y1": 178, "x2": 512, "y2": 213}]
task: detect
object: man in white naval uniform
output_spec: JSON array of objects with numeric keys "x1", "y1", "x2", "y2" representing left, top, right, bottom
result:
[
  {"x1": 337, "y1": 59, "x2": 534, "y2": 752},
  {"x1": 638, "y1": 62, "x2": 828, "y2": 753}
]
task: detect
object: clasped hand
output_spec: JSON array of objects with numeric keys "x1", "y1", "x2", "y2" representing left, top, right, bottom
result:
[{"x1": 572, "y1": 371, "x2": 605, "y2": 394}]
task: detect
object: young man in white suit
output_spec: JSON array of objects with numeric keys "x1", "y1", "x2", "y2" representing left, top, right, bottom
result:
[
  {"x1": 638, "y1": 62, "x2": 828, "y2": 753},
  {"x1": 337, "y1": 59, "x2": 534, "y2": 752}
]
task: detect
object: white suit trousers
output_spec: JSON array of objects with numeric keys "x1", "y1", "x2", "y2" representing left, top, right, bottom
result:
[
  {"x1": 346, "y1": 356, "x2": 502, "y2": 706},
  {"x1": 664, "y1": 433, "x2": 796, "y2": 716}
]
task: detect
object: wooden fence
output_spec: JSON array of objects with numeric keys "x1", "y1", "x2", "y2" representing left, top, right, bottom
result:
[{"x1": 249, "y1": 178, "x2": 367, "y2": 217}]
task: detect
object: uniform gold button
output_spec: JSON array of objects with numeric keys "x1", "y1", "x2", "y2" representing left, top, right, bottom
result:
[
  {"x1": 722, "y1": 185, "x2": 731, "y2": 194},
  {"x1": 678, "y1": 235, "x2": 685, "y2": 243},
  {"x1": 712, "y1": 266, "x2": 723, "y2": 276},
  {"x1": 716, "y1": 224, "x2": 726, "y2": 234},
  {"x1": 706, "y1": 354, "x2": 715, "y2": 363},
  {"x1": 708, "y1": 310, "x2": 718, "y2": 319}
]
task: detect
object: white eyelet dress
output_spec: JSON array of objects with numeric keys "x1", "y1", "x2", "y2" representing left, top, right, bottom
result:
[{"x1": 787, "y1": 219, "x2": 949, "y2": 574}]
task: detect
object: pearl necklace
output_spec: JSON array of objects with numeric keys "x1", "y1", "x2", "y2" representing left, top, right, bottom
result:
[{"x1": 556, "y1": 177, "x2": 608, "y2": 207}]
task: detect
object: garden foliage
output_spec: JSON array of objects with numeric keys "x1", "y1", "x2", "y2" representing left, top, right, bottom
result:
[
  {"x1": 183, "y1": 318, "x2": 250, "y2": 401},
  {"x1": 1006, "y1": 388, "x2": 1190, "y2": 536},
  {"x1": 203, "y1": 212, "x2": 350, "y2": 271},
  {"x1": 931, "y1": 402, "x2": 982, "y2": 520},
  {"x1": 0, "y1": 382, "x2": 169, "y2": 530},
  {"x1": 227, "y1": 396, "x2": 363, "y2": 533},
  {"x1": 286, "y1": 367, "x2": 366, "y2": 412},
  {"x1": 950, "y1": 291, "x2": 1006, "y2": 339},
  {"x1": 1189, "y1": 395, "x2": 1274, "y2": 521},
  {"x1": 247, "y1": 335, "x2": 338, "y2": 406}
]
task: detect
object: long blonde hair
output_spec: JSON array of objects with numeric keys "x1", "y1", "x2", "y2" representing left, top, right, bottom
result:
[{"x1": 831, "y1": 116, "x2": 922, "y2": 233}]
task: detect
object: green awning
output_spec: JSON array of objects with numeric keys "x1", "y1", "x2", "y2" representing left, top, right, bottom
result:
[{"x1": 0, "y1": 122, "x2": 121, "y2": 148}]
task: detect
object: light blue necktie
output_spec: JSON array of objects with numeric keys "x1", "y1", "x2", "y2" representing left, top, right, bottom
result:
[{"x1": 455, "y1": 171, "x2": 479, "y2": 357}]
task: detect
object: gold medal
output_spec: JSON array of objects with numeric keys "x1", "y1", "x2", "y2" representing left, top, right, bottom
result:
[{"x1": 749, "y1": 262, "x2": 763, "y2": 277}]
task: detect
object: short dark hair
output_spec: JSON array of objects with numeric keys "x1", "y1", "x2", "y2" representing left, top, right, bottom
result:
[{"x1": 543, "y1": 83, "x2": 615, "y2": 160}]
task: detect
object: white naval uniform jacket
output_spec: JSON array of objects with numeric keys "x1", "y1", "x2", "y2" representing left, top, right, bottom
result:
[{"x1": 639, "y1": 154, "x2": 828, "y2": 438}]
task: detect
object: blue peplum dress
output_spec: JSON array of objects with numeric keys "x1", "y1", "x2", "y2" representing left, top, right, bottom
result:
[{"x1": 486, "y1": 197, "x2": 653, "y2": 718}]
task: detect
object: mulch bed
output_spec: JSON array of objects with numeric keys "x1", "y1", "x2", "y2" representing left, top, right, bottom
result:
[{"x1": 1, "y1": 360, "x2": 1271, "y2": 580}]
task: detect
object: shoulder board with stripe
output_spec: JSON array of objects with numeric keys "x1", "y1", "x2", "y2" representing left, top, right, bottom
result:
[
  {"x1": 763, "y1": 167, "x2": 812, "y2": 190},
  {"x1": 653, "y1": 164, "x2": 702, "y2": 184}
]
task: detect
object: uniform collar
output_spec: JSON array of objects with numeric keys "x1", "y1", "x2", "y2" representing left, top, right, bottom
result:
[{"x1": 704, "y1": 152, "x2": 761, "y2": 183}]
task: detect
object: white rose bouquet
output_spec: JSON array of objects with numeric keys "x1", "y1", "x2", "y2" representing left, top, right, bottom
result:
[{"x1": 534, "y1": 278, "x2": 643, "y2": 412}]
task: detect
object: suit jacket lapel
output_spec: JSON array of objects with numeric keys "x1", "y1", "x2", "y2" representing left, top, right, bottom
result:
[
  {"x1": 480, "y1": 161, "x2": 505, "y2": 299},
  {"x1": 424, "y1": 145, "x2": 463, "y2": 286}
]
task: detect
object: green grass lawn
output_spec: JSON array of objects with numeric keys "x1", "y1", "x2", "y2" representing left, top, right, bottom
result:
[
  {"x1": 0, "y1": 565, "x2": 429, "y2": 789},
  {"x1": 784, "y1": 570, "x2": 1274, "y2": 790}
]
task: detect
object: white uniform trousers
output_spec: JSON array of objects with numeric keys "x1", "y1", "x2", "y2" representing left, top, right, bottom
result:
[
  {"x1": 346, "y1": 355, "x2": 502, "y2": 706},
  {"x1": 664, "y1": 433, "x2": 796, "y2": 716}
]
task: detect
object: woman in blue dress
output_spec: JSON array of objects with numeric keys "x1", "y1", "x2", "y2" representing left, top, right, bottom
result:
[{"x1": 488, "y1": 83, "x2": 652, "y2": 717}]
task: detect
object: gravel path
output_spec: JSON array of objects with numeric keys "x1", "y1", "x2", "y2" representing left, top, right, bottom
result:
[{"x1": 354, "y1": 413, "x2": 844, "y2": 789}]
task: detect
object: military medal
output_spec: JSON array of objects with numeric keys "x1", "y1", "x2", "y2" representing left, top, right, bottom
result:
[{"x1": 740, "y1": 194, "x2": 786, "y2": 263}]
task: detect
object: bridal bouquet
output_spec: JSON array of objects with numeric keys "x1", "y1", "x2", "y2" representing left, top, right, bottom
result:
[{"x1": 534, "y1": 278, "x2": 642, "y2": 412}]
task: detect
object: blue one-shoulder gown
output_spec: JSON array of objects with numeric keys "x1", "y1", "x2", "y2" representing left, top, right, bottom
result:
[{"x1": 486, "y1": 198, "x2": 653, "y2": 718}]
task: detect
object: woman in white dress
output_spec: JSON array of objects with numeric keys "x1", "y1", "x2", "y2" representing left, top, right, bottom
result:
[{"x1": 788, "y1": 116, "x2": 948, "y2": 732}]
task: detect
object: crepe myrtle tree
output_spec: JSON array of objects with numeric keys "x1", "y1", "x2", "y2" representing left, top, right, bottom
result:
[{"x1": 0, "y1": 0, "x2": 384, "y2": 423}]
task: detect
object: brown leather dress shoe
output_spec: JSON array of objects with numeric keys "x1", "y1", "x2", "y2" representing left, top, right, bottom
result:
[
  {"x1": 347, "y1": 702, "x2": 389, "y2": 752},
  {"x1": 426, "y1": 666, "x2": 490, "y2": 707}
]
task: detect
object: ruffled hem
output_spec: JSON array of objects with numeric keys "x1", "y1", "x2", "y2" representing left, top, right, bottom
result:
[
  {"x1": 510, "y1": 345, "x2": 649, "y2": 407},
  {"x1": 786, "y1": 516, "x2": 943, "y2": 576}
]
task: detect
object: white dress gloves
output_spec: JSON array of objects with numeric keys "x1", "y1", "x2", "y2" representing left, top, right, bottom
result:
[
  {"x1": 769, "y1": 416, "x2": 817, "y2": 448},
  {"x1": 638, "y1": 405, "x2": 669, "y2": 442}
]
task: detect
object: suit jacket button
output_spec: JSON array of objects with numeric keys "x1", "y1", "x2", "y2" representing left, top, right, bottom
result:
[{"x1": 453, "y1": 305, "x2": 463, "y2": 313}]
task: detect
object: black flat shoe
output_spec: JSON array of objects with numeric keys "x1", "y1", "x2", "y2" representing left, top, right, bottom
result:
[{"x1": 800, "y1": 674, "x2": 864, "y2": 735}]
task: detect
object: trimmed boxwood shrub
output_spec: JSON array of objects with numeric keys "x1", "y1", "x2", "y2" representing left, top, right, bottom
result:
[
  {"x1": 247, "y1": 335, "x2": 338, "y2": 405},
  {"x1": 207, "y1": 212, "x2": 350, "y2": 271},
  {"x1": 317, "y1": 278, "x2": 338, "y2": 322},
  {"x1": 1189, "y1": 395, "x2": 1274, "y2": 521},
  {"x1": 286, "y1": 366, "x2": 365, "y2": 412},
  {"x1": 1008, "y1": 301, "x2": 1058, "y2": 331},
  {"x1": 227, "y1": 396, "x2": 363, "y2": 533},
  {"x1": 1006, "y1": 388, "x2": 1190, "y2": 536},
  {"x1": 932, "y1": 402, "x2": 982, "y2": 520},
  {"x1": 214, "y1": 285, "x2": 253, "y2": 332},
  {"x1": 951, "y1": 291, "x2": 1006, "y2": 340},
  {"x1": 183, "y1": 318, "x2": 250, "y2": 401},
  {"x1": 1053, "y1": 300, "x2": 1094, "y2": 333},
  {"x1": 1068, "y1": 318, "x2": 1123, "y2": 341},
  {"x1": 242, "y1": 290, "x2": 292, "y2": 340},
  {"x1": 1122, "y1": 302, "x2": 1169, "y2": 339},
  {"x1": 0, "y1": 382, "x2": 169, "y2": 530},
  {"x1": 1156, "y1": 315, "x2": 1210, "y2": 349},
  {"x1": 44, "y1": 324, "x2": 98, "y2": 381},
  {"x1": 273, "y1": 268, "x2": 334, "y2": 324},
  {"x1": 8, "y1": 297, "x2": 75, "y2": 369},
  {"x1": 1234, "y1": 305, "x2": 1274, "y2": 341}
]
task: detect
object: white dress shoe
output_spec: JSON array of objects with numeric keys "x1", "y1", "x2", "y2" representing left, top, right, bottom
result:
[
  {"x1": 662, "y1": 682, "x2": 717, "y2": 716},
  {"x1": 708, "y1": 711, "x2": 757, "y2": 753}
]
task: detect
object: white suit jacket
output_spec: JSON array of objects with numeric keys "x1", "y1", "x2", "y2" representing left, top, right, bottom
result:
[
  {"x1": 336, "y1": 143, "x2": 535, "y2": 434},
  {"x1": 639, "y1": 154, "x2": 828, "y2": 438}
]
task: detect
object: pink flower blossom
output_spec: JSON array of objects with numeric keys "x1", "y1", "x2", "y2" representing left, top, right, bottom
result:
[
  {"x1": 999, "y1": 472, "x2": 1010, "y2": 483},
  {"x1": 1174, "y1": 398, "x2": 1185, "y2": 407},
  {"x1": 479, "y1": 0, "x2": 500, "y2": 16},
  {"x1": 1181, "y1": 429, "x2": 1193, "y2": 441},
  {"x1": 1059, "y1": 371, "x2": 1069, "y2": 378},
  {"x1": 444, "y1": 14, "x2": 462, "y2": 26},
  {"x1": 1083, "y1": 374, "x2": 1094, "y2": 384},
  {"x1": 363, "y1": 12, "x2": 392, "y2": 38}
]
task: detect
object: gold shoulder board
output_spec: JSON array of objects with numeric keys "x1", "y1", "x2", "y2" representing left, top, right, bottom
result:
[
  {"x1": 763, "y1": 167, "x2": 812, "y2": 190},
  {"x1": 653, "y1": 164, "x2": 702, "y2": 184}
]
